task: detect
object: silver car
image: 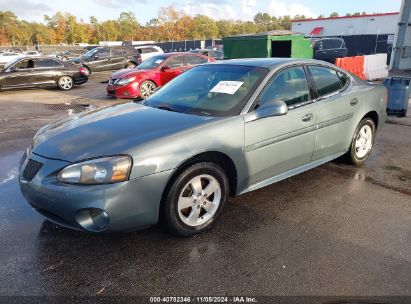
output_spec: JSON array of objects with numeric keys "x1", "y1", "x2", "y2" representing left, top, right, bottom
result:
[{"x1": 19, "y1": 59, "x2": 387, "y2": 236}]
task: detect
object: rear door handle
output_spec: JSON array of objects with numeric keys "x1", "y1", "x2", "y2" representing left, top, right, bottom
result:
[
  {"x1": 302, "y1": 113, "x2": 314, "y2": 122},
  {"x1": 350, "y1": 98, "x2": 359, "y2": 106}
]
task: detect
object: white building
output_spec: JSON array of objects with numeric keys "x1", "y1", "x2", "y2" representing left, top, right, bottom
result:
[{"x1": 291, "y1": 13, "x2": 399, "y2": 37}]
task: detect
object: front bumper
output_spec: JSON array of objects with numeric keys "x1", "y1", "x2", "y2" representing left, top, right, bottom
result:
[
  {"x1": 18, "y1": 153, "x2": 171, "y2": 233},
  {"x1": 106, "y1": 82, "x2": 140, "y2": 99}
]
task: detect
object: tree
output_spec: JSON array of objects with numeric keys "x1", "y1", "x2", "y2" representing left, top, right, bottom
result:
[
  {"x1": 117, "y1": 11, "x2": 140, "y2": 41},
  {"x1": 279, "y1": 15, "x2": 291, "y2": 30},
  {"x1": 216, "y1": 20, "x2": 234, "y2": 38},
  {"x1": 175, "y1": 16, "x2": 194, "y2": 40},
  {"x1": 254, "y1": 13, "x2": 274, "y2": 32},
  {"x1": 192, "y1": 15, "x2": 218, "y2": 39},
  {"x1": 157, "y1": 6, "x2": 183, "y2": 41},
  {"x1": 1, "y1": 8, "x2": 346, "y2": 45},
  {"x1": 330, "y1": 12, "x2": 339, "y2": 18},
  {"x1": 0, "y1": 11, "x2": 19, "y2": 45},
  {"x1": 44, "y1": 12, "x2": 69, "y2": 43},
  {"x1": 99, "y1": 20, "x2": 119, "y2": 41},
  {"x1": 89, "y1": 16, "x2": 100, "y2": 43}
]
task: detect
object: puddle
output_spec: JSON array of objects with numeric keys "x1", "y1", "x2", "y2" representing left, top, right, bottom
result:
[
  {"x1": 0, "y1": 152, "x2": 22, "y2": 184},
  {"x1": 0, "y1": 167, "x2": 18, "y2": 185},
  {"x1": 322, "y1": 163, "x2": 411, "y2": 197}
]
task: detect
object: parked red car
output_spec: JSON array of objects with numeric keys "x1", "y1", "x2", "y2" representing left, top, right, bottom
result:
[{"x1": 107, "y1": 52, "x2": 215, "y2": 99}]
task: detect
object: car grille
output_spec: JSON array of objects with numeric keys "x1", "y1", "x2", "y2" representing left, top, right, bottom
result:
[
  {"x1": 23, "y1": 159, "x2": 43, "y2": 181},
  {"x1": 109, "y1": 79, "x2": 118, "y2": 85}
]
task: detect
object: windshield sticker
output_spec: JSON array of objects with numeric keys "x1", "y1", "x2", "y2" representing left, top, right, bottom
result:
[
  {"x1": 155, "y1": 59, "x2": 164, "y2": 64},
  {"x1": 210, "y1": 81, "x2": 244, "y2": 95}
]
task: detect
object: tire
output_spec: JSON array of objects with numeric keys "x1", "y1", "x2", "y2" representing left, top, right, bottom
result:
[
  {"x1": 57, "y1": 76, "x2": 74, "y2": 91},
  {"x1": 125, "y1": 62, "x2": 136, "y2": 69},
  {"x1": 139, "y1": 80, "x2": 157, "y2": 99},
  {"x1": 344, "y1": 118, "x2": 376, "y2": 166},
  {"x1": 161, "y1": 162, "x2": 230, "y2": 237}
]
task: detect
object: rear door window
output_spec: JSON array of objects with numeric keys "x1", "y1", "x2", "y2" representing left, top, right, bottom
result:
[
  {"x1": 97, "y1": 48, "x2": 110, "y2": 59},
  {"x1": 309, "y1": 66, "x2": 343, "y2": 97},
  {"x1": 184, "y1": 55, "x2": 209, "y2": 67},
  {"x1": 111, "y1": 48, "x2": 126, "y2": 57},
  {"x1": 165, "y1": 56, "x2": 184, "y2": 69},
  {"x1": 35, "y1": 59, "x2": 63, "y2": 68}
]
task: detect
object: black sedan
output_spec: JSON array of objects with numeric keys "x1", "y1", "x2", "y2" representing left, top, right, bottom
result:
[{"x1": 0, "y1": 57, "x2": 88, "y2": 91}]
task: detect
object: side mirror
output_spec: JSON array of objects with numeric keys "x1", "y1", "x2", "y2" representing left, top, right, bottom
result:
[
  {"x1": 245, "y1": 99, "x2": 288, "y2": 122},
  {"x1": 161, "y1": 65, "x2": 170, "y2": 72},
  {"x1": 10, "y1": 66, "x2": 18, "y2": 72},
  {"x1": 94, "y1": 55, "x2": 99, "y2": 60}
]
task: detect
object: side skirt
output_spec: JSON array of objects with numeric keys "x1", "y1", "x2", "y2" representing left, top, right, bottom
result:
[{"x1": 238, "y1": 151, "x2": 346, "y2": 195}]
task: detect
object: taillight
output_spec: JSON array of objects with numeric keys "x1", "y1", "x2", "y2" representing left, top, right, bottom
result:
[{"x1": 79, "y1": 67, "x2": 87, "y2": 75}]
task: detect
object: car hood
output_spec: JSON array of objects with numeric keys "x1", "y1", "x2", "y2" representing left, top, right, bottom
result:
[
  {"x1": 69, "y1": 57, "x2": 82, "y2": 64},
  {"x1": 110, "y1": 69, "x2": 151, "y2": 79},
  {"x1": 32, "y1": 102, "x2": 217, "y2": 162}
]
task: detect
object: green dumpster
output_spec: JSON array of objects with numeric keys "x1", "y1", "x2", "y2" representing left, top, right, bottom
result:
[{"x1": 223, "y1": 30, "x2": 313, "y2": 60}]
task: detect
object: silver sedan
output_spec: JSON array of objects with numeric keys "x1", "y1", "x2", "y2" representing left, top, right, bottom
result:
[{"x1": 19, "y1": 58, "x2": 387, "y2": 236}]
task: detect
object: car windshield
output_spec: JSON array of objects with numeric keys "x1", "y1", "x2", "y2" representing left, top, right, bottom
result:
[
  {"x1": 144, "y1": 64, "x2": 268, "y2": 116},
  {"x1": 2, "y1": 58, "x2": 20, "y2": 71},
  {"x1": 83, "y1": 48, "x2": 99, "y2": 58},
  {"x1": 137, "y1": 55, "x2": 167, "y2": 70}
]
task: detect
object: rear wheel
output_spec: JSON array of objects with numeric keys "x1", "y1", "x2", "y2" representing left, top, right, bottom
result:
[
  {"x1": 345, "y1": 118, "x2": 376, "y2": 166},
  {"x1": 57, "y1": 76, "x2": 73, "y2": 91},
  {"x1": 161, "y1": 162, "x2": 229, "y2": 237},
  {"x1": 139, "y1": 80, "x2": 157, "y2": 99}
]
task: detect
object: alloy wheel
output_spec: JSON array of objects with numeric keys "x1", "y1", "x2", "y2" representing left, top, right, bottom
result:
[
  {"x1": 58, "y1": 76, "x2": 73, "y2": 90},
  {"x1": 355, "y1": 125, "x2": 373, "y2": 159},
  {"x1": 140, "y1": 81, "x2": 156, "y2": 99},
  {"x1": 177, "y1": 174, "x2": 222, "y2": 227}
]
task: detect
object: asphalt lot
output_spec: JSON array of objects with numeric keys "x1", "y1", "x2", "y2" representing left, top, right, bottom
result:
[{"x1": 0, "y1": 73, "x2": 410, "y2": 297}]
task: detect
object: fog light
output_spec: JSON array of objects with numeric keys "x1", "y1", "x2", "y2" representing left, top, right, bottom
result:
[{"x1": 75, "y1": 208, "x2": 110, "y2": 232}]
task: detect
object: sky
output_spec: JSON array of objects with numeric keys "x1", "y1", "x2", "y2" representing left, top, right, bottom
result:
[{"x1": 0, "y1": 0, "x2": 403, "y2": 24}]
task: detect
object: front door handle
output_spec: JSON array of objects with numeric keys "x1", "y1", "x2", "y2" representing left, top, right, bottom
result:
[
  {"x1": 350, "y1": 98, "x2": 359, "y2": 106},
  {"x1": 302, "y1": 113, "x2": 314, "y2": 122}
]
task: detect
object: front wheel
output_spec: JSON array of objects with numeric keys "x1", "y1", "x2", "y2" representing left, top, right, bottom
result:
[
  {"x1": 161, "y1": 162, "x2": 229, "y2": 237},
  {"x1": 345, "y1": 118, "x2": 376, "y2": 166},
  {"x1": 139, "y1": 80, "x2": 157, "y2": 99},
  {"x1": 57, "y1": 76, "x2": 73, "y2": 91}
]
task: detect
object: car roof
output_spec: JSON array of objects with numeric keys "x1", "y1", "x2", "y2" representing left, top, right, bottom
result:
[
  {"x1": 135, "y1": 45, "x2": 160, "y2": 48},
  {"x1": 162, "y1": 52, "x2": 205, "y2": 58},
  {"x1": 192, "y1": 49, "x2": 222, "y2": 52},
  {"x1": 208, "y1": 58, "x2": 336, "y2": 70}
]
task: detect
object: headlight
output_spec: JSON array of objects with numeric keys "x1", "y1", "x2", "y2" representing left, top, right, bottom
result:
[
  {"x1": 57, "y1": 156, "x2": 132, "y2": 185},
  {"x1": 116, "y1": 76, "x2": 136, "y2": 86}
]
